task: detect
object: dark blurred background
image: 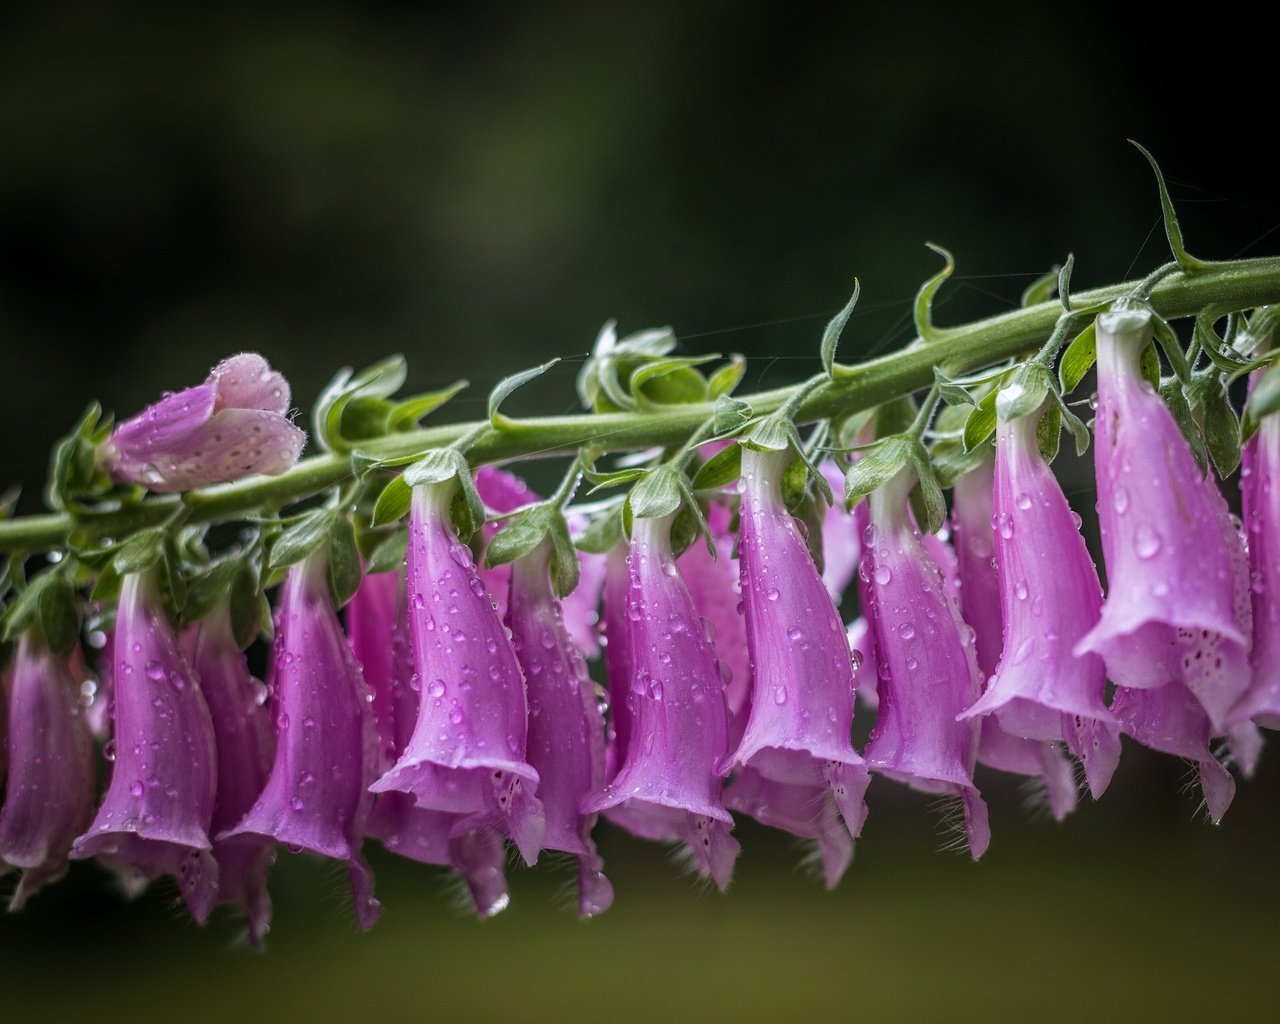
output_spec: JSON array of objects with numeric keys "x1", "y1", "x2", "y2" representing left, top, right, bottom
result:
[{"x1": 2, "y1": 3, "x2": 1278, "y2": 1021}]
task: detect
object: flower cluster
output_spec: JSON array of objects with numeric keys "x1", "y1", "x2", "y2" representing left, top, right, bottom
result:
[{"x1": 3, "y1": 280, "x2": 1280, "y2": 947}]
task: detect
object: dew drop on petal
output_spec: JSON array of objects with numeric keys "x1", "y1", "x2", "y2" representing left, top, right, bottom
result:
[{"x1": 1134, "y1": 524, "x2": 1162, "y2": 559}]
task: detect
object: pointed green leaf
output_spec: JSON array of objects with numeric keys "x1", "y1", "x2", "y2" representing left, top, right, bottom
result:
[
  {"x1": 365, "y1": 529, "x2": 408, "y2": 575},
  {"x1": 996, "y1": 363, "x2": 1053, "y2": 421},
  {"x1": 387, "y1": 380, "x2": 470, "y2": 432},
  {"x1": 486, "y1": 505, "x2": 554, "y2": 569},
  {"x1": 933, "y1": 366, "x2": 977, "y2": 408},
  {"x1": 1152, "y1": 315, "x2": 1191, "y2": 384},
  {"x1": 1130, "y1": 140, "x2": 1211, "y2": 272},
  {"x1": 707, "y1": 354, "x2": 747, "y2": 398},
  {"x1": 628, "y1": 466, "x2": 685, "y2": 520},
  {"x1": 1161, "y1": 378, "x2": 1208, "y2": 474},
  {"x1": 692, "y1": 442, "x2": 743, "y2": 491},
  {"x1": 631, "y1": 355, "x2": 716, "y2": 408},
  {"x1": 915, "y1": 243, "x2": 956, "y2": 343},
  {"x1": 713, "y1": 394, "x2": 753, "y2": 436},
  {"x1": 575, "y1": 505, "x2": 623, "y2": 555},
  {"x1": 1059, "y1": 323, "x2": 1097, "y2": 395},
  {"x1": 490, "y1": 358, "x2": 560, "y2": 429},
  {"x1": 1054, "y1": 393, "x2": 1092, "y2": 457},
  {"x1": 1036, "y1": 401, "x2": 1062, "y2": 464},
  {"x1": 821, "y1": 281, "x2": 860, "y2": 378},
  {"x1": 1243, "y1": 357, "x2": 1280, "y2": 440},
  {"x1": 327, "y1": 514, "x2": 362, "y2": 609},
  {"x1": 962, "y1": 387, "x2": 1000, "y2": 452},
  {"x1": 906, "y1": 441, "x2": 946, "y2": 536},
  {"x1": 1057, "y1": 253, "x2": 1075, "y2": 312},
  {"x1": 373, "y1": 475, "x2": 413, "y2": 526},
  {"x1": 269, "y1": 510, "x2": 334, "y2": 570},
  {"x1": 843, "y1": 437, "x2": 912, "y2": 509},
  {"x1": 1020, "y1": 267, "x2": 1059, "y2": 308},
  {"x1": 229, "y1": 560, "x2": 264, "y2": 650}
]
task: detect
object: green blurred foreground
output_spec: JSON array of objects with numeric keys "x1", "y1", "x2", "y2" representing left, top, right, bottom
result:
[{"x1": 3, "y1": 750, "x2": 1276, "y2": 1024}]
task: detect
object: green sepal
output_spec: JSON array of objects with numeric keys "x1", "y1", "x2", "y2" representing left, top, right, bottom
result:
[
  {"x1": 373, "y1": 475, "x2": 414, "y2": 526},
  {"x1": 548, "y1": 514, "x2": 582, "y2": 598},
  {"x1": 582, "y1": 464, "x2": 647, "y2": 494},
  {"x1": 995, "y1": 363, "x2": 1054, "y2": 422},
  {"x1": 933, "y1": 436, "x2": 994, "y2": 489},
  {"x1": 1152, "y1": 315, "x2": 1192, "y2": 385},
  {"x1": 314, "y1": 355, "x2": 408, "y2": 453},
  {"x1": 962, "y1": 385, "x2": 1001, "y2": 452},
  {"x1": 822, "y1": 281, "x2": 860, "y2": 378},
  {"x1": 1140, "y1": 343, "x2": 1162, "y2": 390},
  {"x1": 713, "y1": 394, "x2": 753, "y2": 436},
  {"x1": 627, "y1": 465, "x2": 685, "y2": 520},
  {"x1": 692, "y1": 442, "x2": 742, "y2": 491},
  {"x1": 1053, "y1": 393, "x2": 1091, "y2": 457},
  {"x1": 1130, "y1": 140, "x2": 1211, "y2": 272},
  {"x1": 1160, "y1": 378, "x2": 1208, "y2": 475},
  {"x1": 743, "y1": 414, "x2": 792, "y2": 453},
  {"x1": 843, "y1": 436, "x2": 913, "y2": 510},
  {"x1": 1036, "y1": 401, "x2": 1062, "y2": 464},
  {"x1": 403, "y1": 448, "x2": 469, "y2": 487},
  {"x1": 365, "y1": 529, "x2": 408, "y2": 576},
  {"x1": 707, "y1": 355, "x2": 747, "y2": 398},
  {"x1": 486, "y1": 504, "x2": 557, "y2": 569},
  {"x1": 268, "y1": 509, "x2": 335, "y2": 570},
  {"x1": 575, "y1": 505, "x2": 623, "y2": 555},
  {"x1": 1243, "y1": 357, "x2": 1280, "y2": 441},
  {"x1": 2, "y1": 569, "x2": 80, "y2": 651},
  {"x1": 47, "y1": 402, "x2": 114, "y2": 513},
  {"x1": 631, "y1": 356, "x2": 716, "y2": 409},
  {"x1": 1056, "y1": 254, "x2": 1075, "y2": 312},
  {"x1": 1188, "y1": 374, "x2": 1242, "y2": 478},
  {"x1": 327, "y1": 514, "x2": 362, "y2": 609},
  {"x1": 1059, "y1": 323, "x2": 1097, "y2": 395},
  {"x1": 906, "y1": 440, "x2": 946, "y2": 536},
  {"x1": 933, "y1": 366, "x2": 978, "y2": 408},
  {"x1": 181, "y1": 557, "x2": 242, "y2": 627},
  {"x1": 914, "y1": 243, "x2": 957, "y2": 343},
  {"x1": 387, "y1": 380, "x2": 469, "y2": 432},
  {"x1": 229, "y1": 559, "x2": 267, "y2": 650},
  {"x1": 490, "y1": 359, "x2": 560, "y2": 429}
]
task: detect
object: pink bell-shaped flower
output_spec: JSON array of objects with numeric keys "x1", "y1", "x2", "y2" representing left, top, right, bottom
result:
[
  {"x1": 371, "y1": 479, "x2": 545, "y2": 865},
  {"x1": 583, "y1": 511, "x2": 740, "y2": 888},
  {"x1": 221, "y1": 551, "x2": 382, "y2": 930},
  {"x1": 71, "y1": 570, "x2": 219, "y2": 922},
  {"x1": 103, "y1": 353, "x2": 305, "y2": 492},
  {"x1": 1, "y1": 632, "x2": 97, "y2": 909}
]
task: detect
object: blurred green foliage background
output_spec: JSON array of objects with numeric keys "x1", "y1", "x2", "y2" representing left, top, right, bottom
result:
[{"x1": 2, "y1": 4, "x2": 1278, "y2": 1021}]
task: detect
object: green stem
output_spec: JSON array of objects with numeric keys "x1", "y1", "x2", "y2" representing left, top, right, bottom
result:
[{"x1": 5, "y1": 257, "x2": 1280, "y2": 553}]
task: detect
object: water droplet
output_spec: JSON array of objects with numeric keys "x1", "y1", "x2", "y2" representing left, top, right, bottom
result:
[
  {"x1": 1016, "y1": 493, "x2": 1032, "y2": 511},
  {"x1": 1014, "y1": 580, "x2": 1029, "y2": 601},
  {"x1": 470, "y1": 578, "x2": 487, "y2": 598},
  {"x1": 873, "y1": 565, "x2": 892, "y2": 585},
  {"x1": 252, "y1": 681, "x2": 271, "y2": 706},
  {"x1": 145, "y1": 660, "x2": 166, "y2": 681},
  {"x1": 450, "y1": 708, "x2": 464, "y2": 725},
  {"x1": 1134, "y1": 524, "x2": 1162, "y2": 559},
  {"x1": 290, "y1": 796, "x2": 305, "y2": 811},
  {"x1": 773, "y1": 685, "x2": 788, "y2": 705},
  {"x1": 449, "y1": 542, "x2": 474, "y2": 568},
  {"x1": 277, "y1": 712, "x2": 290, "y2": 730},
  {"x1": 1070, "y1": 511, "x2": 1083, "y2": 530},
  {"x1": 412, "y1": 593, "x2": 426, "y2": 609},
  {"x1": 647, "y1": 679, "x2": 664, "y2": 701},
  {"x1": 787, "y1": 625, "x2": 803, "y2": 641},
  {"x1": 129, "y1": 781, "x2": 144, "y2": 798},
  {"x1": 1112, "y1": 487, "x2": 1130, "y2": 514},
  {"x1": 427, "y1": 679, "x2": 447, "y2": 698},
  {"x1": 998, "y1": 513, "x2": 1014, "y2": 540},
  {"x1": 898, "y1": 623, "x2": 915, "y2": 640},
  {"x1": 540, "y1": 629, "x2": 556, "y2": 650},
  {"x1": 906, "y1": 655, "x2": 919, "y2": 670},
  {"x1": 862, "y1": 523, "x2": 878, "y2": 546},
  {"x1": 849, "y1": 649, "x2": 863, "y2": 672},
  {"x1": 103, "y1": 740, "x2": 117, "y2": 762},
  {"x1": 766, "y1": 588, "x2": 781, "y2": 602}
]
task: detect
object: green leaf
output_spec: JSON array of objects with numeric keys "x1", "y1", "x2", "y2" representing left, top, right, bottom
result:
[
  {"x1": 229, "y1": 560, "x2": 265, "y2": 650},
  {"x1": 1152, "y1": 315, "x2": 1191, "y2": 384},
  {"x1": 38, "y1": 571, "x2": 81, "y2": 654},
  {"x1": 1036, "y1": 401, "x2": 1062, "y2": 464},
  {"x1": 373, "y1": 475, "x2": 414, "y2": 526},
  {"x1": 843, "y1": 436, "x2": 912, "y2": 509},
  {"x1": 1020, "y1": 267, "x2": 1059, "y2": 308},
  {"x1": 1059, "y1": 323, "x2": 1097, "y2": 395},
  {"x1": 631, "y1": 356, "x2": 715, "y2": 408},
  {"x1": 707, "y1": 355, "x2": 747, "y2": 398},
  {"x1": 1140, "y1": 343, "x2": 1162, "y2": 390},
  {"x1": 995, "y1": 363, "x2": 1053, "y2": 421},
  {"x1": 365, "y1": 529, "x2": 408, "y2": 575},
  {"x1": 914, "y1": 243, "x2": 956, "y2": 343},
  {"x1": 403, "y1": 448, "x2": 468, "y2": 487},
  {"x1": 315, "y1": 355, "x2": 408, "y2": 453},
  {"x1": 575, "y1": 505, "x2": 623, "y2": 555},
  {"x1": 932, "y1": 437, "x2": 994, "y2": 489},
  {"x1": 490, "y1": 358, "x2": 560, "y2": 429},
  {"x1": 744, "y1": 414, "x2": 792, "y2": 453},
  {"x1": 962, "y1": 386, "x2": 1000, "y2": 452},
  {"x1": 387, "y1": 380, "x2": 469, "y2": 431},
  {"x1": 933, "y1": 366, "x2": 977, "y2": 408},
  {"x1": 692, "y1": 442, "x2": 742, "y2": 491},
  {"x1": 1193, "y1": 375, "x2": 1242, "y2": 477},
  {"x1": 1161, "y1": 378, "x2": 1208, "y2": 475},
  {"x1": 486, "y1": 505, "x2": 554, "y2": 569},
  {"x1": 547, "y1": 515, "x2": 581, "y2": 598},
  {"x1": 327, "y1": 514, "x2": 362, "y2": 609},
  {"x1": 1129, "y1": 140, "x2": 1211, "y2": 272},
  {"x1": 1054, "y1": 393, "x2": 1091, "y2": 457},
  {"x1": 112, "y1": 527, "x2": 168, "y2": 575},
  {"x1": 582, "y1": 465, "x2": 647, "y2": 493},
  {"x1": 1057, "y1": 253, "x2": 1075, "y2": 312},
  {"x1": 906, "y1": 441, "x2": 946, "y2": 535},
  {"x1": 628, "y1": 466, "x2": 685, "y2": 520},
  {"x1": 452, "y1": 469, "x2": 486, "y2": 541},
  {"x1": 269, "y1": 510, "x2": 334, "y2": 570},
  {"x1": 1243, "y1": 357, "x2": 1280, "y2": 440},
  {"x1": 821, "y1": 281, "x2": 860, "y2": 377},
  {"x1": 713, "y1": 394, "x2": 753, "y2": 435},
  {"x1": 181, "y1": 558, "x2": 241, "y2": 627}
]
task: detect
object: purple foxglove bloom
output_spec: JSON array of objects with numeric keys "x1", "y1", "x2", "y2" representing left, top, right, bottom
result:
[
  {"x1": 859, "y1": 466, "x2": 989, "y2": 858},
  {"x1": 583, "y1": 511, "x2": 740, "y2": 889},
  {"x1": 221, "y1": 551, "x2": 382, "y2": 930},
  {"x1": 348, "y1": 569, "x2": 511, "y2": 917},
  {"x1": 821, "y1": 458, "x2": 861, "y2": 604},
  {"x1": 1076, "y1": 306, "x2": 1250, "y2": 731},
  {"x1": 183, "y1": 601, "x2": 276, "y2": 948},
  {"x1": 1232, "y1": 393, "x2": 1280, "y2": 730},
  {"x1": 103, "y1": 353, "x2": 305, "y2": 492},
  {"x1": 509, "y1": 539, "x2": 614, "y2": 917},
  {"x1": 0, "y1": 633, "x2": 97, "y2": 909},
  {"x1": 1112, "y1": 683, "x2": 1235, "y2": 823},
  {"x1": 846, "y1": 616, "x2": 878, "y2": 710},
  {"x1": 723, "y1": 766, "x2": 852, "y2": 889},
  {"x1": 958, "y1": 419, "x2": 1120, "y2": 801},
  {"x1": 371, "y1": 480, "x2": 545, "y2": 866},
  {"x1": 679, "y1": 499, "x2": 751, "y2": 724},
  {"x1": 473, "y1": 467, "x2": 606, "y2": 657},
  {"x1": 601, "y1": 543, "x2": 634, "y2": 775},
  {"x1": 728, "y1": 447, "x2": 869, "y2": 842},
  {"x1": 71, "y1": 571, "x2": 219, "y2": 922}
]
